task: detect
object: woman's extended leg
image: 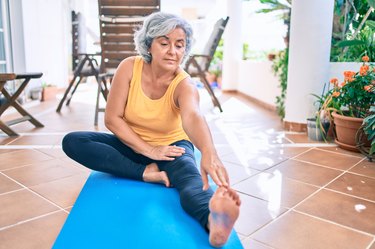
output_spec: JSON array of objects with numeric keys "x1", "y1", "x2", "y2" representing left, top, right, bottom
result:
[
  {"x1": 158, "y1": 140, "x2": 240, "y2": 247},
  {"x1": 62, "y1": 131, "x2": 151, "y2": 181},
  {"x1": 157, "y1": 140, "x2": 213, "y2": 228}
]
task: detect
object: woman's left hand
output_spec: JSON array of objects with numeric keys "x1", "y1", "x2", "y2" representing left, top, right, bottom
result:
[{"x1": 200, "y1": 153, "x2": 229, "y2": 191}]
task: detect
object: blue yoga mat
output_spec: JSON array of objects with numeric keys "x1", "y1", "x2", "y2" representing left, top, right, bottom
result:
[{"x1": 53, "y1": 152, "x2": 243, "y2": 249}]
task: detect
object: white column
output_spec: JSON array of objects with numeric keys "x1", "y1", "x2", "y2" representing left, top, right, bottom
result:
[
  {"x1": 284, "y1": 0, "x2": 334, "y2": 124},
  {"x1": 21, "y1": 0, "x2": 70, "y2": 88},
  {"x1": 221, "y1": 0, "x2": 242, "y2": 90}
]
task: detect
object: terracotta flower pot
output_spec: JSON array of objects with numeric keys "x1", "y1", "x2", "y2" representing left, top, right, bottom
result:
[
  {"x1": 41, "y1": 86, "x2": 58, "y2": 101},
  {"x1": 332, "y1": 112, "x2": 368, "y2": 152}
]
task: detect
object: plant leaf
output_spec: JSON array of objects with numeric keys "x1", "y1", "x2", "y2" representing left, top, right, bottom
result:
[
  {"x1": 366, "y1": 20, "x2": 375, "y2": 30},
  {"x1": 367, "y1": 0, "x2": 375, "y2": 9},
  {"x1": 335, "y1": 40, "x2": 366, "y2": 47}
]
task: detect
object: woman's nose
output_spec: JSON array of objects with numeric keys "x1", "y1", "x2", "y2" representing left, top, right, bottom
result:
[{"x1": 167, "y1": 45, "x2": 176, "y2": 54}]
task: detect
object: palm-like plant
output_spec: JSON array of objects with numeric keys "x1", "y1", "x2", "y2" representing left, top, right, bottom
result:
[{"x1": 256, "y1": 0, "x2": 292, "y2": 47}]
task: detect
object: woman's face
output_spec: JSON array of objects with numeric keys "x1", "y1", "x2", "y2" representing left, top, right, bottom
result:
[{"x1": 149, "y1": 27, "x2": 186, "y2": 70}]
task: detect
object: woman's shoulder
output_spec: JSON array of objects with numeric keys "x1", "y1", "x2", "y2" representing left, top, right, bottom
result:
[
  {"x1": 115, "y1": 56, "x2": 140, "y2": 77},
  {"x1": 175, "y1": 76, "x2": 197, "y2": 95},
  {"x1": 111, "y1": 56, "x2": 140, "y2": 85},
  {"x1": 118, "y1": 56, "x2": 137, "y2": 68}
]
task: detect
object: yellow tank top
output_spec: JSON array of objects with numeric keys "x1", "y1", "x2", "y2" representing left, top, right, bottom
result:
[{"x1": 124, "y1": 56, "x2": 190, "y2": 146}]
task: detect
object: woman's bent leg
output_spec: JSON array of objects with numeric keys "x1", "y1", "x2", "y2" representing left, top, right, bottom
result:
[
  {"x1": 62, "y1": 131, "x2": 150, "y2": 181},
  {"x1": 158, "y1": 140, "x2": 213, "y2": 229}
]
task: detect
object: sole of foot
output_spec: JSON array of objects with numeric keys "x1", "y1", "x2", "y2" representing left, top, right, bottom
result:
[{"x1": 208, "y1": 187, "x2": 241, "y2": 248}]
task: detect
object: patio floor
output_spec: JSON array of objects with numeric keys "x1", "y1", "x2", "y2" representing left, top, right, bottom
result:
[{"x1": 0, "y1": 81, "x2": 374, "y2": 249}]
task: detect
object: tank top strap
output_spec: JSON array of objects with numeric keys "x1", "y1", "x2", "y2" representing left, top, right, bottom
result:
[{"x1": 130, "y1": 56, "x2": 143, "y2": 87}]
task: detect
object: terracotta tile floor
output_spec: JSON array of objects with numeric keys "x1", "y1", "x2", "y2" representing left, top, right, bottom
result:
[{"x1": 0, "y1": 81, "x2": 374, "y2": 249}]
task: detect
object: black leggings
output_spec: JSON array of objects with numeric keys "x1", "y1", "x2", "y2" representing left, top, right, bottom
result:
[{"x1": 62, "y1": 131, "x2": 214, "y2": 229}]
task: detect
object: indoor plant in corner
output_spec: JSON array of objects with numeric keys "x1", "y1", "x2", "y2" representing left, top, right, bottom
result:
[
  {"x1": 325, "y1": 55, "x2": 375, "y2": 151},
  {"x1": 357, "y1": 105, "x2": 375, "y2": 160},
  {"x1": 41, "y1": 82, "x2": 58, "y2": 102},
  {"x1": 308, "y1": 83, "x2": 335, "y2": 141}
]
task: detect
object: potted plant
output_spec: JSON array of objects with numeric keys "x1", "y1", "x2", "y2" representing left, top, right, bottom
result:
[
  {"x1": 308, "y1": 83, "x2": 334, "y2": 141},
  {"x1": 322, "y1": 55, "x2": 375, "y2": 151},
  {"x1": 357, "y1": 105, "x2": 375, "y2": 160},
  {"x1": 41, "y1": 83, "x2": 58, "y2": 102}
]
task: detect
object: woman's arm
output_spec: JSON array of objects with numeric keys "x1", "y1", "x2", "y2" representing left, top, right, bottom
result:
[
  {"x1": 175, "y1": 79, "x2": 229, "y2": 190},
  {"x1": 105, "y1": 57, "x2": 184, "y2": 161}
]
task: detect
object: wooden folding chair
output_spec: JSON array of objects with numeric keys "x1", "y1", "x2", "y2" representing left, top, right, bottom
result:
[
  {"x1": 184, "y1": 17, "x2": 229, "y2": 112},
  {"x1": 94, "y1": 0, "x2": 161, "y2": 126},
  {"x1": 56, "y1": 11, "x2": 100, "y2": 113},
  {"x1": 0, "y1": 73, "x2": 44, "y2": 136}
]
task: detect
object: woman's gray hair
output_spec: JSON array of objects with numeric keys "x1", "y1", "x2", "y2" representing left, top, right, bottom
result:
[{"x1": 134, "y1": 12, "x2": 193, "y2": 63}]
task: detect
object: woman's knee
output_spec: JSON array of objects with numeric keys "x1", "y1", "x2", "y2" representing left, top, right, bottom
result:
[{"x1": 62, "y1": 131, "x2": 89, "y2": 155}]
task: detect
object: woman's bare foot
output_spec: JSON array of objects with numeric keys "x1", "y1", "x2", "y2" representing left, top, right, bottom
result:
[
  {"x1": 208, "y1": 187, "x2": 241, "y2": 248},
  {"x1": 143, "y1": 163, "x2": 170, "y2": 187}
]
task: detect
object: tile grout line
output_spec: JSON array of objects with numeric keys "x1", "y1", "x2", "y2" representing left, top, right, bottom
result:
[
  {"x1": 0, "y1": 210, "x2": 65, "y2": 232},
  {"x1": 292, "y1": 157, "x2": 363, "y2": 172},
  {"x1": 248, "y1": 157, "x2": 373, "y2": 239},
  {"x1": 314, "y1": 146, "x2": 366, "y2": 159},
  {"x1": 270, "y1": 143, "x2": 338, "y2": 148},
  {"x1": 0, "y1": 187, "x2": 26, "y2": 196},
  {"x1": 0, "y1": 145, "x2": 62, "y2": 149},
  {"x1": 366, "y1": 238, "x2": 375, "y2": 249},
  {"x1": 0, "y1": 171, "x2": 68, "y2": 213},
  {"x1": 287, "y1": 157, "x2": 374, "y2": 234},
  {"x1": 293, "y1": 209, "x2": 375, "y2": 237},
  {"x1": 230, "y1": 147, "x2": 316, "y2": 188},
  {"x1": 282, "y1": 135, "x2": 295, "y2": 144}
]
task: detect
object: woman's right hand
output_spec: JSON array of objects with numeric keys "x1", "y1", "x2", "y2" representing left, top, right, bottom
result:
[{"x1": 147, "y1": 145, "x2": 185, "y2": 161}]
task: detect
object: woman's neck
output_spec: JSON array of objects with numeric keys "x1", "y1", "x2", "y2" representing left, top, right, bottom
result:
[{"x1": 146, "y1": 61, "x2": 178, "y2": 85}]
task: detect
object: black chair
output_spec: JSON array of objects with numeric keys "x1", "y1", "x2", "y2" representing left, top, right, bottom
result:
[
  {"x1": 56, "y1": 11, "x2": 100, "y2": 113},
  {"x1": 184, "y1": 17, "x2": 229, "y2": 112}
]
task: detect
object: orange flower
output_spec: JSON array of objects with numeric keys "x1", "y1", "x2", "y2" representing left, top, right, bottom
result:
[
  {"x1": 340, "y1": 82, "x2": 346, "y2": 87},
  {"x1": 330, "y1": 78, "x2": 338, "y2": 85},
  {"x1": 360, "y1": 65, "x2": 369, "y2": 76},
  {"x1": 343, "y1": 71, "x2": 356, "y2": 78},
  {"x1": 332, "y1": 91, "x2": 340, "y2": 97},
  {"x1": 362, "y1": 55, "x2": 369, "y2": 62},
  {"x1": 343, "y1": 71, "x2": 356, "y2": 81},
  {"x1": 364, "y1": 85, "x2": 372, "y2": 92}
]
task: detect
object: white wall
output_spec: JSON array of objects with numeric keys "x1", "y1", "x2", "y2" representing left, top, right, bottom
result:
[
  {"x1": 328, "y1": 62, "x2": 361, "y2": 83},
  {"x1": 21, "y1": 0, "x2": 71, "y2": 90},
  {"x1": 238, "y1": 61, "x2": 361, "y2": 116},
  {"x1": 238, "y1": 60, "x2": 279, "y2": 107}
]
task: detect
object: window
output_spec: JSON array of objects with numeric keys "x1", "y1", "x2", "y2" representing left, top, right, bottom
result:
[{"x1": 0, "y1": 0, "x2": 11, "y2": 73}]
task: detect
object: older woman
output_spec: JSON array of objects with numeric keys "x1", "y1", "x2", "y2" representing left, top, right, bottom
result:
[{"x1": 62, "y1": 12, "x2": 240, "y2": 247}]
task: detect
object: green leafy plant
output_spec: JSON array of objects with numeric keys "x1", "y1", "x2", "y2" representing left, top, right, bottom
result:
[
  {"x1": 311, "y1": 83, "x2": 338, "y2": 140},
  {"x1": 333, "y1": 24, "x2": 375, "y2": 61},
  {"x1": 209, "y1": 39, "x2": 224, "y2": 78},
  {"x1": 331, "y1": 0, "x2": 375, "y2": 61},
  {"x1": 272, "y1": 48, "x2": 289, "y2": 120},
  {"x1": 362, "y1": 105, "x2": 375, "y2": 155},
  {"x1": 256, "y1": 0, "x2": 292, "y2": 47},
  {"x1": 322, "y1": 55, "x2": 375, "y2": 119}
]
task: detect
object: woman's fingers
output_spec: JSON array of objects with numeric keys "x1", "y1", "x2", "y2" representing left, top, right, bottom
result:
[
  {"x1": 151, "y1": 145, "x2": 185, "y2": 160},
  {"x1": 217, "y1": 167, "x2": 229, "y2": 187},
  {"x1": 210, "y1": 169, "x2": 223, "y2": 187},
  {"x1": 166, "y1": 146, "x2": 185, "y2": 157},
  {"x1": 201, "y1": 169, "x2": 210, "y2": 191}
]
